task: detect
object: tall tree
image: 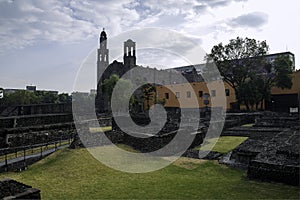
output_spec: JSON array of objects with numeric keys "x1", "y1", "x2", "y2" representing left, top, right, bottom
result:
[
  {"x1": 1, "y1": 90, "x2": 41, "y2": 106},
  {"x1": 101, "y1": 74, "x2": 134, "y2": 112},
  {"x1": 58, "y1": 93, "x2": 72, "y2": 103},
  {"x1": 207, "y1": 37, "x2": 294, "y2": 111},
  {"x1": 142, "y1": 83, "x2": 156, "y2": 110},
  {"x1": 36, "y1": 91, "x2": 58, "y2": 103},
  {"x1": 207, "y1": 37, "x2": 269, "y2": 110},
  {"x1": 101, "y1": 74, "x2": 120, "y2": 100},
  {"x1": 254, "y1": 54, "x2": 294, "y2": 109}
]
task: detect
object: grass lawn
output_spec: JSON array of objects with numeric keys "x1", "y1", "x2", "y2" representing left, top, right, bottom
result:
[
  {"x1": 242, "y1": 123, "x2": 254, "y2": 127},
  {"x1": 195, "y1": 136, "x2": 248, "y2": 153},
  {"x1": 0, "y1": 147, "x2": 299, "y2": 199},
  {"x1": 89, "y1": 126, "x2": 112, "y2": 133}
]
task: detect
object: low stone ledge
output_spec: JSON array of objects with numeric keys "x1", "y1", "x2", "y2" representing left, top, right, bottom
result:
[
  {"x1": 247, "y1": 160, "x2": 300, "y2": 186},
  {"x1": 0, "y1": 178, "x2": 41, "y2": 199}
]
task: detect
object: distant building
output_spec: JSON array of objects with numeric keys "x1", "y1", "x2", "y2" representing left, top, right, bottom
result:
[
  {"x1": 90, "y1": 89, "x2": 97, "y2": 95},
  {"x1": 3, "y1": 86, "x2": 58, "y2": 96},
  {"x1": 26, "y1": 85, "x2": 36, "y2": 92},
  {"x1": 3, "y1": 88, "x2": 21, "y2": 95}
]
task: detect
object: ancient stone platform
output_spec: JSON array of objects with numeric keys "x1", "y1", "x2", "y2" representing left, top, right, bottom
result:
[
  {"x1": 220, "y1": 113, "x2": 300, "y2": 185},
  {"x1": 0, "y1": 178, "x2": 41, "y2": 199}
]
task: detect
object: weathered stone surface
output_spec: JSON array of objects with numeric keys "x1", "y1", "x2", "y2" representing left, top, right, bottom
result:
[
  {"x1": 0, "y1": 103, "x2": 72, "y2": 117},
  {"x1": 221, "y1": 113, "x2": 300, "y2": 185},
  {"x1": 69, "y1": 132, "x2": 84, "y2": 149},
  {"x1": 0, "y1": 178, "x2": 41, "y2": 199},
  {"x1": 246, "y1": 128, "x2": 300, "y2": 186},
  {"x1": 0, "y1": 113, "x2": 73, "y2": 129},
  {"x1": 183, "y1": 149, "x2": 223, "y2": 160},
  {"x1": 0, "y1": 122, "x2": 75, "y2": 148},
  {"x1": 225, "y1": 112, "x2": 262, "y2": 128},
  {"x1": 222, "y1": 126, "x2": 286, "y2": 137}
]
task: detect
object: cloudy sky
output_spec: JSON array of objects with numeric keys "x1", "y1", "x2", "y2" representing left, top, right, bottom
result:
[{"x1": 0, "y1": 0, "x2": 299, "y2": 93}]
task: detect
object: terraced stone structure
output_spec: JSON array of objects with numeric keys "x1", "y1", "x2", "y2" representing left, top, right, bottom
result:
[
  {"x1": 0, "y1": 103, "x2": 74, "y2": 148},
  {"x1": 222, "y1": 112, "x2": 300, "y2": 186}
]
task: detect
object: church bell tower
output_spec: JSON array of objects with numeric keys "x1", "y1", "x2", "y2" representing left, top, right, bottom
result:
[
  {"x1": 96, "y1": 28, "x2": 110, "y2": 114},
  {"x1": 123, "y1": 39, "x2": 136, "y2": 69},
  {"x1": 97, "y1": 28, "x2": 109, "y2": 83}
]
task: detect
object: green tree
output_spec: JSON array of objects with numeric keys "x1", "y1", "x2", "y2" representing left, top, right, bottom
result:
[
  {"x1": 142, "y1": 83, "x2": 156, "y2": 110},
  {"x1": 238, "y1": 78, "x2": 261, "y2": 111},
  {"x1": 36, "y1": 91, "x2": 58, "y2": 103},
  {"x1": 207, "y1": 37, "x2": 269, "y2": 110},
  {"x1": 101, "y1": 74, "x2": 120, "y2": 100},
  {"x1": 208, "y1": 38, "x2": 294, "y2": 111},
  {"x1": 1, "y1": 90, "x2": 41, "y2": 106},
  {"x1": 58, "y1": 93, "x2": 72, "y2": 103},
  {"x1": 255, "y1": 55, "x2": 293, "y2": 110},
  {"x1": 272, "y1": 55, "x2": 294, "y2": 89},
  {"x1": 101, "y1": 74, "x2": 134, "y2": 112}
]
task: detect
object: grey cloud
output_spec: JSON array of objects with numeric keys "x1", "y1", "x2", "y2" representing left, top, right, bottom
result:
[
  {"x1": 228, "y1": 12, "x2": 268, "y2": 28},
  {"x1": 0, "y1": 0, "x2": 139, "y2": 52},
  {"x1": 196, "y1": 0, "x2": 247, "y2": 8},
  {"x1": 200, "y1": 0, "x2": 229, "y2": 7},
  {"x1": 193, "y1": 5, "x2": 207, "y2": 14},
  {"x1": 193, "y1": 0, "x2": 248, "y2": 17}
]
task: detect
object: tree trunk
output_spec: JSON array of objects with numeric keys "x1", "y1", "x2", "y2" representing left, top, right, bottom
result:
[
  {"x1": 245, "y1": 102, "x2": 250, "y2": 111},
  {"x1": 260, "y1": 99, "x2": 264, "y2": 110},
  {"x1": 234, "y1": 88, "x2": 241, "y2": 111},
  {"x1": 256, "y1": 102, "x2": 259, "y2": 110}
]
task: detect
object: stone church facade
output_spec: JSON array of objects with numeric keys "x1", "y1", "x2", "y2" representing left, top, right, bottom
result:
[
  {"x1": 95, "y1": 29, "x2": 138, "y2": 113},
  {"x1": 95, "y1": 29, "x2": 197, "y2": 114}
]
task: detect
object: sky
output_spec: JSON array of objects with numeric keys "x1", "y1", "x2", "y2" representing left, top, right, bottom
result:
[{"x1": 0, "y1": 0, "x2": 299, "y2": 93}]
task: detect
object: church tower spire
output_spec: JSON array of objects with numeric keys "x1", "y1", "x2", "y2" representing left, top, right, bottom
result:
[{"x1": 97, "y1": 28, "x2": 109, "y2": 83}]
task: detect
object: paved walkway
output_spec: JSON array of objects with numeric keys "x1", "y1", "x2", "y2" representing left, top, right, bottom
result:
[{"x1": 0, "y1": 144, "x2": 69, "y2": 168}]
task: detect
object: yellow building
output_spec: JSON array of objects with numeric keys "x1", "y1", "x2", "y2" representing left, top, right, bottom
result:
[
  {"x1": 266, "y1": 70, "x2": 300, "y2": 112},
  {"x1": 151, "y1": 70, "x2": 300, "y2": 112},
  {"x1": 155, "y1": 80, "x2": 233, "y2": 110}
]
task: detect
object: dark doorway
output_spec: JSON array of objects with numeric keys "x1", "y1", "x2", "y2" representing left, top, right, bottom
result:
[{"x1": 265, "y1": 94, "x2": 298, "y2": 113}]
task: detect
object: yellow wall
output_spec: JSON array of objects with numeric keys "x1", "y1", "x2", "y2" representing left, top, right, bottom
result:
[
  {"x1": 155, "y1": 80, "x2": 234, "y2": 110},
  {"x1": 151, "y1": 70, "x2": 300, "y2": 111},
  {"x1": 271, "y1": 70, "x2": 300, "y2": 95}
]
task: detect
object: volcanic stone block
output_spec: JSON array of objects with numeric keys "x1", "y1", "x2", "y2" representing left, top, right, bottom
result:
[{"x1": 0, "y1": 178, "x2": 41, "y2": 199}]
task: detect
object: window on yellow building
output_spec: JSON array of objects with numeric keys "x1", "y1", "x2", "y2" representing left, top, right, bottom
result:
[
  {"x1": 175, "y1": 92, "x2": 180, "y2": 98},
  {"x1": 211, "y1": 90, "x2": 216, "y2": 97},
  {"x1": 164, "y1": 93, "x2": 169, "y2": 99},
  {"x1": 225, "y1": 89, "x2": 230, "y2": 96},
  {"x1": 199, "y1": 91, "x2": 203, "y2": 98},
  {"x1": 187, "y1": 91, "x2": 191, "y2": 98}
]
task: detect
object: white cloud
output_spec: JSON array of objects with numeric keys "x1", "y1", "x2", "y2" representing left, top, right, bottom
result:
[
  {"x1": 0, "y1": 0, "x2": 140, "y2": 52},
  {"x1": 0, "y1": 0, "x2": 252, "y2": 53}
]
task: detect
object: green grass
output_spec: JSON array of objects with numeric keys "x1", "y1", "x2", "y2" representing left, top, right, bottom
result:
[
  {"x1": 89, "y1": 126, "x2": 112, "y2": 133},
  {"x1": 0, "y1": 147, "x2": 299, "y2": 199},
  {"x1": 242, "y1": 123, "x2": 254, "y2": 127},
  {"x1": 195, "y1": 136, "x2": 248, "y2": 153}
]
